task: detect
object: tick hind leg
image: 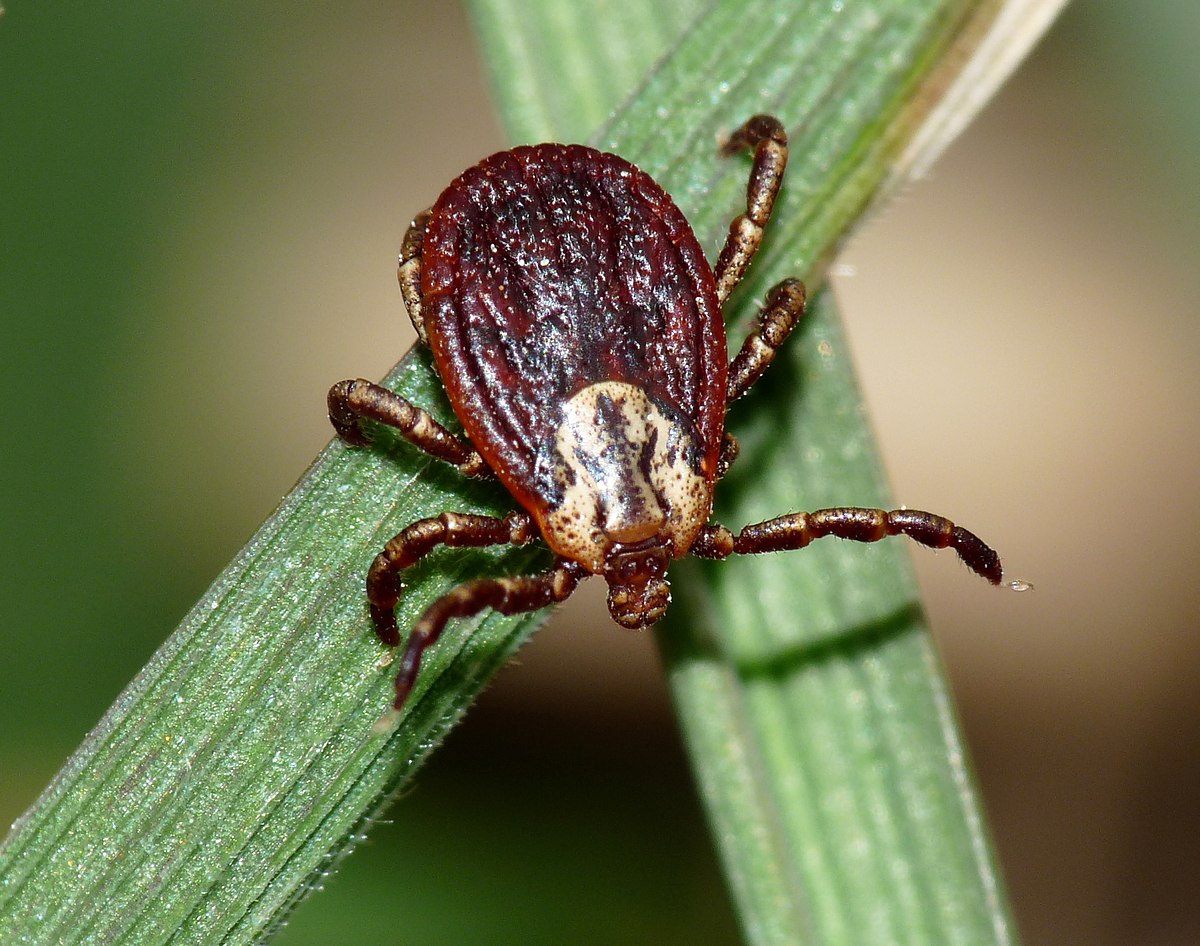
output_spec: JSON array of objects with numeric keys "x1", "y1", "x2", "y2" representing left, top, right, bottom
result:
[
  {"x1": 390, "y1": 560, "x2": 585, "y2": 710},
  {"x1": 365, "y1": 510, "x2": 536, "y2": 646},
  {"x1": 714, "y1": 114, "x2": 789, "y2": 306},
  {"x1": 398, "y1": 208, "x2": 432, "y2": 343},
  {"x1": 328, "y1": 378, "x2": 491, "y2": 478},
  {"x1": 690, "y1": 507, "x2": 1003, "y2": 585}
]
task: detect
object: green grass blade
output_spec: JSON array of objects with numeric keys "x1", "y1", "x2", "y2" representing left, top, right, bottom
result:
[
  {"x1": 0, "y1": 350, "x2": 550, "y2": 944},
  {"x1": 472, "y1": 1, "x2": 1064, "y2": 944},
  {"x1": 471, "y1": 0, "x2": 708, "y2": 144},
  {"x1": 0, "y1": 1, "x2": 1061, "y2": 943},
  {"x1": 660, "y1": 290, "x2": 1014, "y2": 945}
]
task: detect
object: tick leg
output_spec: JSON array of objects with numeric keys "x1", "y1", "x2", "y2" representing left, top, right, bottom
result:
[
  {"x1": 727, "y1": 278, "x2": 807, "y2": 404},
  {"x1": 366, "y1": 510, "x2": 536, "y2": 647},
  {"x1": 690, "y1": 507, "x2": 1003, "y2": 584},
  {"x1": 328, "y1": 378, "x2": 491, "y2": 478},
  {"x1": 391, "y1": 560, "x2": 585, "y2": 710},
  {"x1": 714, "y1": 115, "x2": 789, "y2": 306},
  {"x1": 716, "y1": 433, "x2": 740, "y2": 478},
  {"x1": 398, "y1": 208, "x2": 431, "y2": 344}
]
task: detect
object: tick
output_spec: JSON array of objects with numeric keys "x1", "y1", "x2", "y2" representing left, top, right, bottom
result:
[{"x1": 329, "y1": 115, "x2": 1005, "y2": 710}]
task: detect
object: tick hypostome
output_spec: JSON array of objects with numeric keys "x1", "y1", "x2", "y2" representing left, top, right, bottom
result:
[{"x1": 328, "y1": 114, "x2": 1006, "y2": 710}]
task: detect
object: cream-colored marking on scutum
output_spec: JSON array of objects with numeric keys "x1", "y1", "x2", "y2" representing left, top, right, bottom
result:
[{"x1": 541, "y1": 381, "x2": 711, "y2": 572}]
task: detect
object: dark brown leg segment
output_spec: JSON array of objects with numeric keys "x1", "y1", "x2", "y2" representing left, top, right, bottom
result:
[
  {"x1": 328, "y1": 378, "x2": 491, "y2": 478},
  {"x1": 727, "y1": 278, "x2": 807, "y2": 404},
  {"x1": 716, "y1": 433, "x2": 740, "y2": 479},
  {"x1": 690, "y1": 507, "x2": 1003, "y2": 584},
  {"x1": 398, "y1": 208, "x2": 431, "y2": 343},
  {"x1": 391, "y1": 560, "x2": 586, "y2": 709},
  {"x1": 366, "y1": 510, "x2": 536, "y2": 646},
  {"x1": 714, "y1": 114, "x2": 789, "y2": 306}
]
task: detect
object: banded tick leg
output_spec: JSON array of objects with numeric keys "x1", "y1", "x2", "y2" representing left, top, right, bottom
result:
[
  {"x1": 366, "y1": 511, "x2": 535, "y2": 647},
  {"x1": 690, "y1": 507, "x2": 1003, "y2": 584},
  {"x1": 714, "y1": 114, "x2": 789, "y2": 306},
  {"x1": 392, "y1": 561, "x2": 586, "y2": 709},
  {"x1": 327, "y1": 378, "x2": 491, "y2": 478},
  {"x1": 398, "y1": 208, "x2": 431, "y2": 343},
  {"x1": 726, "y1": 278, "x2": 807, "y2": 404}
]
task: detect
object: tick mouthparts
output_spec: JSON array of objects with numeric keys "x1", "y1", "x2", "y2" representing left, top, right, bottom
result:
[{"x1": 607, "y1": 576, "x2": 671, "y2": 629}]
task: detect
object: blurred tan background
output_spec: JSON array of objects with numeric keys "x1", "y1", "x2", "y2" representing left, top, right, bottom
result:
[{"x1": 2, "y1": 3, "x2": 1197, "y2": 944}]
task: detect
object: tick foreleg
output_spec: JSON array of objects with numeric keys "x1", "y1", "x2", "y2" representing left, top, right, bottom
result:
[
  {"x1": 366, "y1": 510, "x2": 536, "y2": 646},
  {"x1": 727, "y1": 278, "x2": 807, "y2": 404},
  {"x1": 328, "y1": 378, "x2": 491, "y2": 477},
  {"x1": 690, "y1": 507, "x2": 1003, "y2": 584},
  {"x1": 714, "y1": 114, "x2": 789, "y2": 306},
  {"x1": 391, "y1": 560, "x2": 585, "y2": 709},
  {"x1": 398, "y1": 208, "x2": 431, "y2": 343}
]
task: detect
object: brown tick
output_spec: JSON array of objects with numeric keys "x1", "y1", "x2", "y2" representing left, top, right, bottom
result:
[{"x1": 328, "y1": 115, "x2": 1005, "y2": 710}]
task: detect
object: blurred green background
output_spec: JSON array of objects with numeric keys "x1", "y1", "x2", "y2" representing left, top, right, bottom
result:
[{"x1": 2, "y1": 3, "x2": 1197, "y2": 944}]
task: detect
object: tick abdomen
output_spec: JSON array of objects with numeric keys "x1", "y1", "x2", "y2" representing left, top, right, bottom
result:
[{"x1": 420, "y1": 144, "x2": 727, "y2": 531}]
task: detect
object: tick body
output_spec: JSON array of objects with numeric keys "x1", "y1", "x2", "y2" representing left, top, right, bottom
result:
[{"x1": 329, "y1": 115, "x2": 1004, "y2": 710}]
